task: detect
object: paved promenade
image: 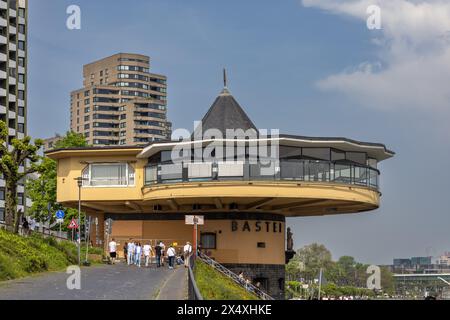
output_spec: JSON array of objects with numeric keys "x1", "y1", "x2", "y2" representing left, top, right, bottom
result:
[{"x1": 0, "y1": 261, "x2": 186, "y2": 300}]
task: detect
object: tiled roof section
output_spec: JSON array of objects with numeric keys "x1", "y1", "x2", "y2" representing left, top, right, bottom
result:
[{"x1": 194, "y1": 88, "x2": 257, "y2": 136}]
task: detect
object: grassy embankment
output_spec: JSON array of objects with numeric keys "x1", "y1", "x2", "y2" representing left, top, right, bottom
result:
[
  {"x1": 0, "y1": 229, "x2": 103, "y2": 281},
  {"x1": 194, "y1": 259, "x2": 259, "y2": 300}
]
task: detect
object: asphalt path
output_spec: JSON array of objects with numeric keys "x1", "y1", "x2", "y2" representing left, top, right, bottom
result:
[{"x1": 0, "y1": 261, "x2": 178, "y2": 300}]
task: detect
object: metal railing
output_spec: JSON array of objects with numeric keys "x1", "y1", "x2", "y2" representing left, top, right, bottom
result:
[
  {"x1": 145, "y1": 159, "x2": 380, "y2": 190},
  {"x1": 197, "y1": 251, "x2": 274, "y2": 300},
  {"x1": 188, "y1": 256, "x2": 203, "y2": 300}
]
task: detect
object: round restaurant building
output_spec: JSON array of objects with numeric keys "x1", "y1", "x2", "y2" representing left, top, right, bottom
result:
[{"x1": 47, "y1": 86, "x2": 394, "y2": 299}]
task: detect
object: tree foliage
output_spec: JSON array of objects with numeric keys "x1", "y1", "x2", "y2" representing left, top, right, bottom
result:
[
  {"x1": 0, "y1": 121, "x2": 43, "y2": 233},
  {"x1": 26, "y1": 131, "x2": 88, "y2": 230},
  {"x1": 286, "y1": 242, "x2": 395, "y2": 296},
  {"x1": 53, "y1": 131, "x2": 88, "y2": 149}
]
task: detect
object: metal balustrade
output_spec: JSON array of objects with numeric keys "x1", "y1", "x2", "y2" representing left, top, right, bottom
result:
[
  {"x1": 145, "y1": 160, "x2": 380, "y2": 190},
  {"x1": 197, "y1": 251, "x2": 274, "y2": 300}
]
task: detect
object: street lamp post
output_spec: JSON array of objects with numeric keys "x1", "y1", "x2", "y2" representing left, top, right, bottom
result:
[{"x1": 76, "y1": 177, "x2": 83, "y2": 266}]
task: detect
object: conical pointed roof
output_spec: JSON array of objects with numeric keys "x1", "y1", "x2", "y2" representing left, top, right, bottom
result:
[{"x1": 195, "y1": 88, "x2": 257, "y2": 137}]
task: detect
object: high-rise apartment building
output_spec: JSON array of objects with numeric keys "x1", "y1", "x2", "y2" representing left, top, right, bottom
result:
[
  {"x1": 70, "y1": 53, "x2": 171, "y2": 146},
  {"x1": 0, "y1": 0, "x2": 28, "y2": 222}
]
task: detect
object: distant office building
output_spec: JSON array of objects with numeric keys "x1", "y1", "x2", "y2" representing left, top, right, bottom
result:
[
  {"x1": 393, "y1": 258, "x2": 412, "y2": 269},
  {"x1": 69, "y1": 53, "x2": 171, "y2": 146},
  {"x1": 43, "y1": 135, "x2": 62, "y2": 152},
  {"x1": 411, "y1": 256, "x2": 432, "y2": 266},
  {"x1": 0, "y1": 0, "x2": 28, "y2": 222},
  {"x1": 437, "y1": 253, "x2": 450, "y2": 266}
]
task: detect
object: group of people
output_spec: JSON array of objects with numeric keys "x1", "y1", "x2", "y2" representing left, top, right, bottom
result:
[
  {"x1": 108, "y1": 238, "x2": 193, "y2": 269},
  {"x1": 238, "y1": 271, "x2": 261, "y2": 293}
]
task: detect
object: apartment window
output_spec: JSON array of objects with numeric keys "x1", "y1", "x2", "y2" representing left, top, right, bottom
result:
[
  {"x1": 84, "y1": 124, "x2": 90, "y2": 130},
  {"x1": 0, "y1": 187, "x2": 4, "y2": 200},
  {"x1": 18, "y1": 40, "x2": 25, "y2": 50},
  {"x1": 84, "y1": 99, "x2": 90, "y2": 105},
  {"x1": 77, "y1": 110, "x2": 79, "y2": 116},
  {"x1": 18, "y1": 107, "x2": 24, "y2": 116},
  {"x1": 18, "y1": 57, "x2": 25, "y2": 67},
  {"x1": 200, "y1": 233, "x2": 216, "y2": 249},
  {"x1": 8, "y1": 67, "x2": 16, "y2": 77},
  {"x1": 120, "y1": 139, "x2": 126, "y2": 145},
  {"x1": 84, "y1": 132, "x2": 90, "y2": 137},
  {"x1": 17, "y1": 193, "x2": 24, "y2": 206},
  {"x1": 18, "y1": 24, "x2": 25, "y2": 35},
  {"x1": 82, "y1": 163, "x2": 135, "y2": 187},
  {"x1": 84, "y1": 115, "x2": 90, "y2": 121},
  {"x1": 17, "y1": 123, "x2": 24, "y2": 133},
  {"x1": 18, "y1": 90, "x2": 25, "y2": 100},
  {"x1": 84, "y1": 107, "x2": 90, "y2": 113},
  {"x1": 120, "y1": 123, "x2": 126, "y2": 128},
  {"x1": 18, "y1": 74, "x2": 25, "y2": 84},
  {"x1": 120, "y1": 114, "x2": 126, "y2": 120},
  {"x1": 18, "y1": 8, "x2": 26, "y2": 18}
]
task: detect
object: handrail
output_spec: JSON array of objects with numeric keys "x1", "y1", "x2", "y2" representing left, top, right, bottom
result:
[
  {"x1": 197, "y1": 251, "x2": 274, "y2": 300},
  {"x1": 144, "y1": 159, "x2": 379, "y2": 190}
]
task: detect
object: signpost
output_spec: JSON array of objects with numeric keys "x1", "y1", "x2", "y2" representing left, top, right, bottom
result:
[
  {"x1": 185, "y1": 215, "x2": 204, "y2": 257},
  {"x1": 56, "y1": 210, "x2": 65, "y2": 238},
  {"x1": 68, "y1": 218, "x2": 79, "y2": 242},
  {"x1": 84, "y1": 216, "x2": 92, "y2": 265},
  {"x1": 105, "y1": 218, "x2": 114, "y2": 256}
]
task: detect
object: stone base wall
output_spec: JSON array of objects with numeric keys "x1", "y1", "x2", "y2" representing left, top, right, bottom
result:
[{"x1": 223, "y1": 263, "x2": 285, "y2": 300}]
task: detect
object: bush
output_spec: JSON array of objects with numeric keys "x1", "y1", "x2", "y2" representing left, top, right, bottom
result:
[{"x1": 0, "y1": 229, "x2": 88, "y2": 281}]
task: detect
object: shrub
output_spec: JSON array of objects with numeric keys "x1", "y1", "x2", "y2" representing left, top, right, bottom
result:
[{"x1": 0, "y1": 229, "x2": 86, "y2": 281}]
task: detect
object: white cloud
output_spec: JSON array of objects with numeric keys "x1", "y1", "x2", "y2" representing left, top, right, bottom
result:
[{"x1": 302, "y1": 0, "x2": 450, "y2": 114}]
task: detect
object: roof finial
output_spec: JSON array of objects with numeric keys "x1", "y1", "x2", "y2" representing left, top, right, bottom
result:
[
  {"x1": 220, "y1": 68, "x2": 230, "y2": 96},
  {"x1": 223, "y1": 68, "x2": 227, "y2": 88}
]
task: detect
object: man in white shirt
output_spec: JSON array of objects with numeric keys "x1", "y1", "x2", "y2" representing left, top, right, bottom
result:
[
  {"x1": 143, "y1": 243, "x2": 152, "y2": 267},
  {"x1": 108, "y1": 238, "x2": 117, "y2": 264},
  {"x1": 183, "y1": 241, "x2": 193, "y2": 268},
  {"x1": 167, "y1": 244, "x2": 176, "y2": 269},
  {"x1": 127, "y1": 240, "x2": 134, "y2": 265}
]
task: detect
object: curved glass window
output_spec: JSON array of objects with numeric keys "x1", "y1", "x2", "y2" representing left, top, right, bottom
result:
[{"x1": 302, "y1": 148, "x2": 330, "y2": 161}]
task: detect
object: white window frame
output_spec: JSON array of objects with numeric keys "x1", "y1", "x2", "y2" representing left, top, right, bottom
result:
[{"x1": 82, "y1": 162, "x2": 136, "y2": 188}]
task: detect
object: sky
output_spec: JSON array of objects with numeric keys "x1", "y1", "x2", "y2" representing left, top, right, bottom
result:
[{"x1": 28, "y1": 0, "x2": 450, "y2": 265}]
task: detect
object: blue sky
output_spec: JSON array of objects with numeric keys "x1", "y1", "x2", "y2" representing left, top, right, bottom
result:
[{"x1": 28, "y1": 0, "x2": 450, "y2": 264}]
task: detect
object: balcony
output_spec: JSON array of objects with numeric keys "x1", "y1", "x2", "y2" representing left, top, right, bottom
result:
[{"x1": 145, "y1": 160, "x2": 379, "y2": 190}]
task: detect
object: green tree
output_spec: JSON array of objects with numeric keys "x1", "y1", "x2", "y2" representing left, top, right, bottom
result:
[
  {"x1": 336, "y1": 256, "x2": 357, "y2": 286},
  {"x1": 295, "y1": 243, "x2": 333, "y2": 281},
  {"x1": 26, "y1": 131, "x2": 88, "y2": 229},
  {"x1": 286, "y1": 259, "x2": 303, "y2": 281},
  {"x1": 0, "y1": 121, "x2": 43, "y2": 233},
  {"x1": 53, "y1": 131, "x2": 88, "y2": 149}
]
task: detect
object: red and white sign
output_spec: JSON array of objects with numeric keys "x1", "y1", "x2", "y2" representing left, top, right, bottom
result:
[{"x1": 68, "y1": 218, "x2": 79, "y2": 229}]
